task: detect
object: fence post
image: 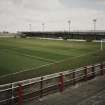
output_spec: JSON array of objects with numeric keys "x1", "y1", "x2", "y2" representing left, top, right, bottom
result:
[
  {"x1": 11, "y1": 83, "x2": 14, "y2": 105},
  {"x1": 100, "y1": 63, "x2": 104, "y2": 75},
  {"x1": 17, "y1": 83, "x2": 24, "y2": 105},
  {"x1": 58, "y1": 73, "x2": 64, "y2": 93},
  {"x1": 72, "y1": 71, "x2": 76, "y2": 85},
  {"x1": 29, "y1": 79, "x2": 34, "y2": 101},
  {"x1": 103, "y1": 63, "x2": 105, "y2": 74},
  {"x1": 84, "y1": 66, "x2": 88, "y2": 81},
  {"x1": 91, "y1": 65, "x2": 95, "y2": 78},
  {"x1": 40, "y1": 77, "x2": 43, "y2": 98}
]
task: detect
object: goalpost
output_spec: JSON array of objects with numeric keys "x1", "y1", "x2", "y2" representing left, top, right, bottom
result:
[{"x1": 100, "y1": 39, "x2": 105, "y2": 51}]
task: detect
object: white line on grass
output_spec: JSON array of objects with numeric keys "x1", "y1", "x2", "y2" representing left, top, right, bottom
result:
[
  {"x1": 0, "y1": 62, "x2": 54, "y2": 78},
  {"x1": 18, "y1": 53, "x2": 55, "y2": 62},
  {"x1": 1, "y1": 49, "x2": 55, "y2": 62},
  {"x1": 0, "y1": 50, "x2": 100, "y2": 79}
]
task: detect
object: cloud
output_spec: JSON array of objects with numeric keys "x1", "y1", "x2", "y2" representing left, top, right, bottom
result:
[
  {"x1": 61, "y1": 0, "x2": 105, "y2": 11},
  {"x1": 6, "y1": 0, "x2": 64, "y2": 11},
  {"x1": 0, "y1": 0, "x2": 105, "y2": 32}
]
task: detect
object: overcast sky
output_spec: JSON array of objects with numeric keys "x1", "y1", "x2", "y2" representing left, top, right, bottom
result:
[{"x1": 0, "y1": 0, "x2": 105, "y2": 32}]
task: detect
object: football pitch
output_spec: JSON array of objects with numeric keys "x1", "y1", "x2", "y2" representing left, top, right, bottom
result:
[{"x1": 0, "y1": 37, "x2": 105, "y2": 84}]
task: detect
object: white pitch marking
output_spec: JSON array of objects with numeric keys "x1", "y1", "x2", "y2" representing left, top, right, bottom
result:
[
  {"x1": 0, "y1": 50, "x2": 100, "y2": 79},
  {"x1": 1, "y1": 48, "x2": 55, "y2": 62}
]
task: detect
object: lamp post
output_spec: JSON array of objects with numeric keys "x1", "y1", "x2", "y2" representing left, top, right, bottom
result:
[
  {"x1": 68, "y1": 20, "x2": 71, "y2": 33},
  {"x1": 29, "y1": 24, "x2": 32, "y2": 32},
  {"x1": 93, "y1": 19, "x2": 97, "y2": 32},
  {"x1": 42, "y1": 23, "x2": 45, "y2": 32}
]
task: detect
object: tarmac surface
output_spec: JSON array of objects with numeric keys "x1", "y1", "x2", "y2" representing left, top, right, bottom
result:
[{"x1": 25, "y1": 75, "x2": 105, "y2": 105}]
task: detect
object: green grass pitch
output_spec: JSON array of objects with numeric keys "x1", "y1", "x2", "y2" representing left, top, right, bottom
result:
[{"x1": 0, "y1": 37, "x2": 105, "y2": 84}]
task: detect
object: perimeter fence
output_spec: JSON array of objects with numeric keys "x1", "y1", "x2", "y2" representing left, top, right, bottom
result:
[{"x1": 0, "y1": 62, "x2": 105, "y2": 105}]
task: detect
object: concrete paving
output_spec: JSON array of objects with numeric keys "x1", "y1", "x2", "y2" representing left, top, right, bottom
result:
[{"x1": 24, "y1": 75, "x2": 105, "y2": 105}]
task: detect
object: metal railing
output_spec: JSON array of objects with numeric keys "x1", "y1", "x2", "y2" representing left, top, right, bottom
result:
[{"x1": 0, "y1": 62, "x2": 105, "y2": 105}]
